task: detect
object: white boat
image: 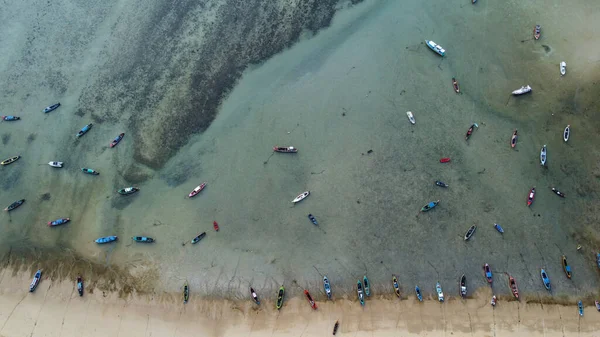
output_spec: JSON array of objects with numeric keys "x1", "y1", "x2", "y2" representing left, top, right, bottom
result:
[
  {"x1": 436, "y1": 282, "x2": 444, "y2": 302},
  {"x1": 425, "y1": 40, "x2": 445, "y2": 57},
  {"x1": 512, "y1": 85, "x2": 532, "y2": 95},
  {"x1": 563, "y1": 125, "x2": 570, "y2": 142},
  {"x1": 406, "y1": 111, "x2": 415, "y2": 124},
  {"x1": 560, "y1": 62, "x2": 566, "y2": 76},
  {"x1": 48, "y1": 161, "x2": 63, "y2": 168},
  {"x1": 292, "y1": 191, "x2": 310, "y2": 203},
  {"x1": 540, "y1": 145, "x2": 547, "y2": 166}
]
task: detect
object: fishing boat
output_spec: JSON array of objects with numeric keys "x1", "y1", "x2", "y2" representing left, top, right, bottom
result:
[
  {"x1": 596, "y1": 252, "x2": 600, "y2": 270},
  {"x1": 439, "y1": 157, "x2": 451, "y2": 163},
  {"x1": 415, "y1": 285, "x2": 423, "y2": 301},
  {"x1": 464, "y1": 225, "x2": 476, "y2": 241},
  {"x1": 512, "y1": 85, "x2": 532, "y2": 95},
  {"x1": 333, "y1": 321, "x2": 339, "y2": 335},
  {"x1": 465, "y1": 123, "x2": 478, "y2": 141},
  {"x1": 132, "y1": 236, "x2": 154, "y2": 243},
  {"x1": 472, "y1": 0, "x2": 477, "y2": 3},
  {"x1": 213, "y1": 221, "x2": 219, "y2": 231},
  {"x1": 363, "y1": 276, "x2": 371, "y2": 297},
  {"x1": 436, "y1": 282, "x2": 444, "y2": 302},
  {"x1": 483, "y1": 264, "x2": 493, "y2": 283},
  {"x1": 48, "y1": 161, "x2": 63, "y2": 168},
  {"x1": 425, "y1": 40, "x2": 445, "y2": 56},
  {"x1": 77, "y1": 276, "x2": 84, "y2": 296},
  {"x1": 596, "y1": 301, "x2": 600, "y2": 312},
  {"x1": 460, "y1": 274, "x2": 467, "y2": 298},
  {"x1": 540, "y1": 145, "x2": 547, "y2": 165},
  {"x1": 95, "y1": 236, "x2": 118, "y2": 244},
  {"x1": 76, "y1": 123, "x2": 93, "y2": 137},
  {"x1": 30, "y1": 269, "x2": 42, "y2": 292},
  {"x1": 191, "y1": 232, "x2": 206, "y2": 244},
  {"x1": 540, "y1": 269, "x2": 551, "y2": 291},
  {"x1": 4, "y1": 199, "x2": 25, "y2": 211},
  {"x1": 527, "y1": 187, "x2": 535, "y2": 207},
  {"x1": 491, "y1": 295, "x2": 497, "y2": 307},
  {"x1": 508, "y1": 275, "x2": 519, "y2": 299},
  {"x1": 1, "y1": 155, "x2": 20, "y2": 166},
  {"x1": 308, "y1": 214, "x2": 318, "y2": 225},
  {"x1": 110, "y1": 133, "x2": 125, "y2": 148},
  {"x1": 357, "y1": 280, "x2": 365, "y2": 306},
  {"x1": 183, "y1": 281, "x2": 189, "y2": 303},
  {"x1": 304, "y1": 290, "x2": 317, "y2": 310},
  {"x1": 551, "y1": 187, "x2": 565, "y2": 198},
  {"x1": 117, "y1": 187, "x2": 139, "y2": 195},
  {"x1": 494, "y1": 223, "x2": 504, "y2": 234},
  {"x1": 452, "y1": 78, "x2": 460, "y2": 93},
  {"x1": 188, "y1": 182, "x2": 207, "y2": 197},
  {"x1": 435, "y1": 180, "x2": 448, "y2": 188},
  {"x1": 560, "y1": 62, "x2": 566, "y2": 76},
  {"x1": 1, "y1": 116, "x2": 20, "y2": 121},
  {"x1": 43, "y1": 103, "x2": 60, "y2": 113},
  {"x1": 533, "y1": 25, "x2": 541, "y2": 40},
  {"x1": 578, "y1": 300, "x2": 584, "y2": 316},
  {"x1": 276, "y1": 286, "x2": 285, "y2": 309},
  {"x1": 511, "y1": 129, "x2": 518, "y2": 148},
  {"x1": 406, "y1": 111, "x2": 415, "y2": 124},
  {"x1": 273, "y1": 146, "x2": 297, "y2": 153},
  {"x1": 48, "y1": 218, "x2": 70, "y2": 227},
  {"x1": 421, "y1": 200, "x2": 440, "y2": 212},
  {"x1": 323, "y1": 276, "x2": 332, "y2": 300},
  {"x1": 564, "y1": 125, "x2": 570, "y2": 142},
  {"x1": 292, "y1": 191, "x2": 310, "y2": 203},
  {"x1": 392, "y1": 275, "x2": 401, "y2": 298},
  {"x1": 81, "y1": 168, "x2": 99, "y2": 175},
  {"x1": 562, "y1": 255, "x2": 572, "y2": 279},
  {"x1": 250, "y1": 287, "x2": 260, "y2": 304}
]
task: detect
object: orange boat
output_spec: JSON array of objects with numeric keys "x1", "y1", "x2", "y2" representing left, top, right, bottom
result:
[
  {"x1": 304, "y1": 290, "x2": 317, "y2": 310},
  {"x1": 508, "y1": 275, "x2": 519, "y2": 299},
  {"x1": 213, "y1": 221, "x2": 219, "y2": 231},
  {"x1": 452, "y1": 78, "x2": 460, "y2": 93}
]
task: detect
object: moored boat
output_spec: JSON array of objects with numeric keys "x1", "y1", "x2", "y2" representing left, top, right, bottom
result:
[
  {"x1": 439, "y1": 157, "x2": 451, "y2": 163},
  {"x1": 30, "y1": 269, "x2": 42, "y2": 292},
  {"x1": 118, "y1": 187, "x2": 139, "y2": 195},
  {"x1": 533, "y1": 25, "x2": 541, "y2": 40},
  {"x1": 4, "y1": 199, "x2": 25, "y2": 211},
  {"x1": 564, "y1": 125, "x2": 570, "y2": 142},
  {"x1": 1, "y1": 155, "x2": 20, "y2": 166},
  {"x1": 527, "y1": 187, "x2": 535, "y2": 207},
  {"x1": 323, "y1": 276, "x2": 332, "y2": 300},
  {"x1": 512, "y1": 85, "x2": 532, "y2": 95},
  {"x1": 273, "y1": 146, "x2": 297, "y2": 153},
  {"x1": 421, "y1": 200, "x2": 440, "y2": 212},
  {"x1": 493, "y1": 223, "x2": 504, "y2": 234},
  {"x1": 43, "y1": 103, "x2": 61, "y2": 113},
  {"x1": 1, "y1": 115, "x2": 20, "y2": 121},
  {"x1": 308, "y1": 214, "x2": 318, "y2": 225},
  {"x1": 596, "y1": 252, "x2": 600, "y2": 270},
  {"x1": 464, "y1": 225, "x2": 476, "y2": 241},
  {"x1": 435, "y1": 180, "x2": 448, "y2": 188},
  {"x1": 48, "y1": 161, "x2": 63, "y2": 168},
  {"x1": 491, "y1": 295, "x2": 497, "y2": 307},
  {"x1": 392, "y1": 275, "x2": 401, "y2": 298},
  {"x1": 452, "y1": 78, "x2": 460, "y2": 93},
  {"x1": 363, "y1": 276, "x2": 371, "y2": 297},
  {"x1": 183, "y1": 281, "x2": 189, "y2": 303},
  {"x1": 48, "y1": 218, "x2": 70, "y2": 227},
  {"x1": 213, "y1": 221, "x2": 219, "y2": 231},
  {"x1": 95, "y1": 236, "x2": 118, "y2": 244},
  {"x1": 110, "y1": 133, "x2": 125, "y2": 148},
  {"x1": 276, "y1": 286, "x2": 285, "y2": 309},
  {"x1": 595, "y1": 300, "x2": 600, "y2": 312},
  {"x1": 551, "y1": 187, "x2": 565, "y2": 198},
  {"x1": 560, "y1": 62, "x2": 566, "y2": 76},
  {"x1": 459, "y1": 274, "x2": 467, "y2": 298},
  {"x1": 292, "y1": 191, "x2": 310, "y2": 203},
  {"x1": 188, "y1": 182, "x2": 207, "y2": 197},
  {"x1": 483, "y1": 263, "x2": 493, "y2": 283},
  {"x1": 436, "y1": 282, "x2": 444, "y2": 302},
  {"x1": 562, "y1": 255, "x2": 572, "y2": 279},
  {"x1": 304, "y1": 289, "x2": 317, "y2": 310},
  {"x1": 357, "y1": 280, "x2": 365, "y2": 306},
  {"x1": 406, "y1": 111, "x2": 415, "y2": 124},
  {"x1": 425, "y1": 40, "x2": 446, "y2": 57},
  {"x1": 511, "y1": 129, "x2": 518, "y2": 148},
  {"x1": 578, "y1": 300, "x2": 583, "y2": 316},
  {"x1": 76, "y1": 123, "x2": 93, "y2": 137},
  {"x1": 132, "y1": 236, "x2": 155, "y2": 243},
  {"x1": 77, "y1": 276, "x2": 84, "y2": 296},
  {"x1": 540, "y1": 269, "x2": 551, "y2": 291},
  {"x1": 540, "y1": 145, "x2": 547, "y2": 166},
  {"x1": 508, "y1": 275, "x2": 519, "y2": 299},
  {"x1": 81, "y1": 168, "x2": 99, "y2": 175},
  {"x1": 465, "y1": 123, "x2": 478, "y2": 141},
  {"x1": 415, "y1": 285, "x2": 423, "y2": 301},
  {"x1": 250, "y1": 287, "x2": 260, "y2": 304},
  {"x1": 191, "y1": 232, "x2": 206, "y2": 244},
  {"x1": 333, "y1": 320, "x2": 339, "y2": 335}
]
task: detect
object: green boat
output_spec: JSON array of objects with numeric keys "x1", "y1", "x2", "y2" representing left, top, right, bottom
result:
[
  {"x1": 132, "y1": 236, "x2": 154, "y2": 243},
  {"x1": 81, "y1": 168, "x2": 99, "y2": 175},
  {"x1": 276, "y1": 286, "x2": 285, "y2": 310},
  {"x1": 183, "y1": 281, "x2": 189, "y2": 303},
  {"x1": 421, "y1": 200, "x2": 440, "y2": 212},
  {"x1": 363, "y1": 276, "x2": 371, "y2": 296},
  {"x1": 118, "y1": 187, "x2": 139, "y2": 195},
  {"x1": 357, "y1": 280, "x2": 365, "y2": 306}
]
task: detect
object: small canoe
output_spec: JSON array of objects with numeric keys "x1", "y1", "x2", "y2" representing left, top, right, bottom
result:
[
  {"x1": 308, "y1": 214, "x2": 318, "y2": 225},
  {"x1": 527, "y1": 187, "x2": 535, "y2": 207},
  {"x1": 363, "y1": 276, "x2": 371, "y2": 297},
  {"x1": 415, "y1": 285, "x2": 423, "y2": 301},
  {"x1": 48, "y1": 218, "x2": 70, "y2": 227},
  {"x1": 562, "y1": 255, "x2": 572, "y2": 279},
  {"x1": 440, "y1": 157, "x2": 451, "y2": 163},
  {"x1": 483, "y1": 263, "x2": 493, "y2": 283},
  {"x1": 596, "y1": 252, "x2": 600, "y2": 270},
  {"x1": 540, "y1": 269, "x2": 551, "y2": 291},
  {"x1": 540, "y1": 145, "x2": 547, "y2": 166},
  {"x1": 560, "y1": 62, "x2": 566, "y2": 76},
  {"x1": 323, "y1": 276, "x2": 332, "y2": 300},
  {"x1": 191, "y1": 232, "x2": 206, "y2": 244},
  {"x1": 533, "y1": 25, "x2": 541, "y2": 40},
  {"x1": 1, "y1": 155, "x2": 20, "y2": 166},
  {"x1": 43, "y1": 103, "x2": 61, "y2": 113},
  {"x1": 188, "y1": 182, "x2": 207, "y2": 197},
  {"x1": 425, "y1": 40, "x2": 445, "y2": 57},
  {"x1": 551, "y1": 187, "x2": 565, "y2": 198},
  {"x1": 357, "y1": 280, "x2": 365, "y2": 306},
  {"x1": 493, "y1": 223, "x2": 504, "y2": 234},
  {"x1": 436, "y1": 282, "x2": 444, "y2": 302},
  {"x1": 491, "y1": 295, "x2": 497, "y2": 306},
  {"x1": 95, "y1": 236, "x2": 118, "y2": 244},
  {"x1": 333, "y1": 320, "x2": 339, "y2": 335},
  {"x1": 117, "y1": 187, "x2": 139, "y2": 195},
  {"x1": 273, "y1": 146, "x2": 297, "y2": 153},
  {"x1": 508, "y1": 275, "x2": 519, "y2": 299},
  {"x1": 304, "y1": 290, "x2": 317, "y2": 310},
  {"x1": 512, "y1": 85, "x2": 532, "y2": 95},
  {"x1": 1, "y1": 116, "x2": 20, "y2": 121},
  {"x1": 459, "y1": 274, "x2": 467, "y2": 298},
  {"x1": 250, "y1": 287, "x2": 260, "y2": 304},
  {"x1": 4, "y1": 199, "x2": 25, "y2": 211},
  {"x1": 110, "y1": 133, "x2": 125, "y2": 148},
  {"x1": 183, "y1": 281, "x2": 189, "y2": 303},
  {"x1": 213, "y1": 221, "x2": 219, "y2": 231},
  {"x1": 406, "y1": 111, "x2": 415, "y2": 124},
  {"x1": 292, "y1": 191, "x2": 310, "y2": 203},
  {"x1": 452, "y1": 78, "x2": 460, "y2": 93},
  {"x1": 276, "y1": 286, "x2": 285, "y2": 309},
  {"x1": 435, "y1": 180, "x2": 448, "y2": 188},
  {"x1": 392, "y1": 275, "x2": 401, "y2": 298},
  {"x1": 578, "y1": 300, "x2": 583, "y2": 316},
  {"x1": 81, "y1": 168, "x2": 99, "y2": 175},
  {"x1": 421, "y1": 200, "x2": 440, "y2": 212},
  {"x1": 464, "y1": 225, "x2": 476, "y2": 241},
  {"x1": 472, "y1": 0, "x2": 477, "y2": 3},
  {"x1": 48, "y1": 161, "x2": 63, "y2": 168},
  {"x1": 132, "y1": 236, "x2": 154, "y2": 243},
  {"x1": 30, "y1": 269, "x2": 42, "y2": 292},
  {"x1": 564, "y1": 125, "x2": 570, "y2": 142},
  {"x1": 465, "y1": 123, "x2": 478, "y2": 141},
  {"x1": 76, "y1": 123, "x2": 93, "y2": 138},
  {"x1": 77, "y1": 276, "x2": 84, "y2": 296},
  {"x1": 511, "y1": 129, "x2": 518, "y2": 148}
]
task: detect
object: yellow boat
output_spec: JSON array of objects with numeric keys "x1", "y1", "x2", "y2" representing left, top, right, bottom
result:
[{"x1": 1, "y1": 156, "x2": 20, "y2": 166}]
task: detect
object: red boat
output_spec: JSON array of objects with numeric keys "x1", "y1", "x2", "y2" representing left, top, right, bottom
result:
[
  {"x1": 527, "y1": 187, "x2": 535, "y2": 207},
  {"x1": 188, "y1": 182, "x2": 207, "y2": 198},
  {"x1": 273, "y1": 146, "x2": 297, "y2": 153},
  {"x1": 304, "y1": 290, "x2": 317, "y2": 310},
  {"x1": 508, "y1": 275, "x2": 519, "y2": 299},
  {"x1": 440, "y1": 158, "x2": 451, "y2": 163},
  {"x1": 109, "y1": 133, "x2": 125, "y2": 148},
  {"x1": 452, "y1": 78, "x2": 460, "y2": 93},
  {"x1": 213, "y1": 221, "x2": 219, "y2": 231},
  {"x1": 511, "y1": 129, "x2": 518, "y2": 148},
  {"x1": 465, "y1": 124, "x2": 477, "y2": 141}
]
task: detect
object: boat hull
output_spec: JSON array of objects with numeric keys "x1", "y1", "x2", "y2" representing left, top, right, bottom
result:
[
  {"x1": 292, "y1": 191, "x2": 310, "y2": 203},
  {"x1": 189, "y1": 183, "x2": 207, "y2": 197},
  {"x1": 95, "y1": 236, "x2": 118, "y2": 244}
]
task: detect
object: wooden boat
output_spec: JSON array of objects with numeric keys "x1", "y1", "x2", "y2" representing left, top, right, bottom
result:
[
  {"x1": 183, "y1": 281, "x2": 189, "y2": 303},
  {"x1": 421, "y1": 200, "x2": 440, "y2": 212},
  {"x1": 292, "y1": 191, "x2": 310, "y2": 203},
  {"x1": 77, "y1": 276, "x2": 84, "y2": 296},
  {"x1": 95, "y1": 236, "x2": 118, "y2": 244},
  {"x1": 494, "y1": 223, "x2": 504, "y2": 234},
  {"x1": 511, "y1": 129, "x2": 518, "y2": 148},
  {"x1": 465, "y1": 123, "x2": 478, "y2": 141},
  {"x1": 464, "y1": 225, "x2": 476, "y2": 241},
  {"x1": 508, "y1": 275, "x2": 519, "y2": 299},
  {"x1": 48, "y1": 161, "x2": 63, "y2": 168},
  {"x1": 452, "y1": 78, "x2": 460, "y2": 93},
  {"x1": 43, "y1": 103, "x2": 60, "y2": 113},
  {"x1": 551, "y1": 187, "x2": 565, "y2": 198},
  {"x1": 540, "y1": 269, "x2": 551, "y2": 291},
  {"x1": 562, "y1": 255, "x2": 572, "y2": 279},
  {"x1": 323, "y1": 276, "x2": 332, "y2": 299},
  {"x1": 425, "y1": 40, "x2": 445, "y2": 56},
  {"x1": 4, "y1": 199, "x2": 25, "y2": 211},
  {"x1": 250, "y1": 287, "x2": 260, "y2": 304},
  {"x1": 533, "y1": 25, "x2": 541, "y2": 40},
  {"x1": 578, "y1": 300, "x2": 583, "y2": 316},
  {"x1": 213, "y1": 221, "x2": 219, "y2": 231},
  {"x1": 564, "y1": 125, "x2": 570, "y2": 142},
  {"x1": 560, "y1": 62, "x2": 566, "y2": 76},
  {"x1": 1, "y1": 155, "x2": 20, "y2": 166},
  {"x1": 308, "y1": 214, "x2": 318, "y2": 225},
  {"x1": 491, "y1": 295, "x2": 497, "y2": 306},
  {"x1": 415, "y1": 285, "x2": 423, "y2": 301},
  {"x1": 512, "y1": 85, "x2": 532, "y2": 95},
  {"x1": 117, "y1": 187, "x2": 139, "y2": 195},
  {"x1": 304, "y1": 290, "x2": 317, "y2": 310},
  {"x1": 483, "y1": 264, "x2": 493, "y2": 283},
  {"x1": 273, "y1": 146, "x2": 297, "y2": 153},
  {"x1": 30, "y1": 269, "x2": 42, "y2": 292},
  {"x1": 333, "y1": 320, "x2": 340, "y2": 335},
  {"x1": 540, "y1": 145, "x2": 547, "y2": 166},
  {"x1": 392, "y1": 275, "x2": 401, "y2": 298},
  {"x1": 132, "y1": 236, "x2": 155, "y2": 243},
  {"x1": 439, "y1": 157, "x2": 451, "y2": 163},
  {"x1": 188, "y1": 182, "x2": 207, "y2": 197},
  {"x1": 527, "y1": 187, "x2": 535, "y2": 207},
  {"x1": 110, "y1": 133, "x2": 125, "y2": 148},
  {"x1": 357, "y1": 280, "x2": 365, "y2": 306},
  {"x1": 276, "y1": 286, "x2": 285, "y2": 309},
  {"x1": 435, "y1": 180, "x2": 448, "y2": 188},
  {"x1": 363, "y1": 276, "x2": 371, "y2": 297},
  {"x1": 48, "y1": 218, "x2": 70, "y2": 226},
  {"x1": 191, "y1": 232, "x2": 206, "y2": 244},
  {"x1": 459, "y1": 274, "x2": 467, "y2": 298},
  {"x1": 406, "y1": 111, "x2": 415, "y2": 124},
  {"x1": 436, "y1": 282, "x2": 444, "y2": 302},
  {"x1": 76, "y1": 123, "x2": 93, "y2": 138}
]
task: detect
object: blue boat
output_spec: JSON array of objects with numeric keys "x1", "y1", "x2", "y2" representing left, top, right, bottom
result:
[
  {"x1": 81, "y1": 168, "x2": 99, "y2": 175},
  {"x1": 48, "y1": 218, "x2": 70, "y2": 227},
  {"x1": 578, "y1": 300, "x2": 584, "y2": 316},
  {"x1": 494, "y1": 223, "x2": 504, "y2": 234},
  {"x1": 323, "y1": 276, "x2": 332, "y2": 299},
  {"x1": 2, "y1": 115, "x2": 20, "y2": 121},
  {"x1": 76, "y1": 123, "x2": 93, "y2": 138},
  {"x1": 540, "y1": 269, "x2": 551, "y2": 291},
  {"x1": 308, "y1": 214, "x2": 318, "y2": 225},
  {"x1": 425, "y1": 40, "x2": 446, "y2": 57},
  {"x1": 95, "y1": 236, "x2": 118, "y2": 244},
  {"x1": 363, "y1": 276, "x2": 371, "y2": 297},
  {"x1": 30, "y1": 269, "x2": 42, "y2": 292},
  {"x1": 596, "y1": 253, "x2": 600, "y2": 269},
  {"x1": 43, "y1": 103, "x2": 60, "y2": 113},
  {"x1": 415, "y1": 285, "x2": 423, "y2": 302},
  {"x1": 421, "y1": 200, "x2": 440, "y2": 212},
  {"x1": 132, "y1": 236, "x2": 154, "y2": 243}
]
